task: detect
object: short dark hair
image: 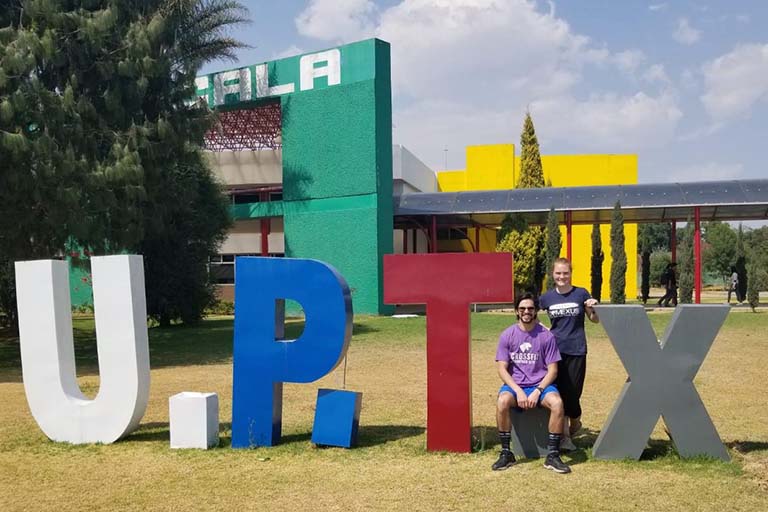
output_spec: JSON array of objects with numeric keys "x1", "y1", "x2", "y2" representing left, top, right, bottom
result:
[{"x1": 515, "y1": 292, "x2": 539, "y2": 311}]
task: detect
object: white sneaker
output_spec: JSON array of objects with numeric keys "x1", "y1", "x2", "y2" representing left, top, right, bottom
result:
[{"x1": 560, "y1": 437, "x2": 577, "y2": 452}]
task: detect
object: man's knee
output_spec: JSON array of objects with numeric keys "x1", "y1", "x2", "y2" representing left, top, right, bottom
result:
[
  {"x1": 543, "y1": 394, "x2": 564, "y2": 414},
  {"x1": 497, "y1": 392, "x2": 516, "y2": 411}
]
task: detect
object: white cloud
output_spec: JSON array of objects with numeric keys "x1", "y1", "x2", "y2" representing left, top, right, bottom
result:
[
  {"x1": 643, "y1": 64, "x2": 670, "y2": 85},
  {"x1": 663, "y1": 162, "x2": 744, "y2": 183},
  {"x1": 614, "y1": 50, "x2": 646, "y2": 74},
  {"x1": 393, "y1": 92, "x2": 682, "y2": 170},
  {"x1": 679, "y1": 68, "x2": 698, "y2": 91},
  {"x1": 649, "y1": 3, "x2": 667, "y2": 12},
  {"x1": 673, "y1": 18, "x2": 701, "y2": 45},
  {"x1": 295, "y1": 0, "x2": 377, "y2": 42},
  {"x1": 701, "y1": 43, "x2": 768, "y2": 121},
  {"x1": 296, "y1": 0, "x2": 682, "y2": 169},
  {"x1": 530, "y1": 92, "x2": 682, "y2": 151},
  {"x1": 377, "y1": 0, "x2": 610, "y2": 101}
]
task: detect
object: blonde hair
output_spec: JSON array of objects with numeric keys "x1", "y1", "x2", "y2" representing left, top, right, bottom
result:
[{"x1": 552, "y1": 257, "x2": 572, "y2": 271}]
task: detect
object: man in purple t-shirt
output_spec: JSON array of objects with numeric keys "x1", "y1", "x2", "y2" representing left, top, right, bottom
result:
[{"x1": 491, "y1": 293, "x2": 571, "y2": 474}]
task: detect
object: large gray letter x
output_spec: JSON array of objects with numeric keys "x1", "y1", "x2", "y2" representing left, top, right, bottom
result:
[{"x1": 592, "y1": 305, "x2": 729, "y2": 461}]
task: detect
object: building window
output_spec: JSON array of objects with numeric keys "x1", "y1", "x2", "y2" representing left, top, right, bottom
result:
[{"x1": 209, "y1": 253, "x2": 286, "y2": 284}]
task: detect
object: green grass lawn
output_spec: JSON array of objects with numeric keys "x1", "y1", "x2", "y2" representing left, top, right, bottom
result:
[{"x1": 0, "y1": 311, "x2": 767, "y2": 511}]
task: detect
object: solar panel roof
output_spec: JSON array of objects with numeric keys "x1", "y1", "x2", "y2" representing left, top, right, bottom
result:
[{"x1": 394, "y1": 179, "x2": 768, "y2": 227}]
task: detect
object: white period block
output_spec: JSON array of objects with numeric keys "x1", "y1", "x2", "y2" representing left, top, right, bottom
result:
[{"x1": 169, "y1": 392, "x2": 219, "y2": 449}]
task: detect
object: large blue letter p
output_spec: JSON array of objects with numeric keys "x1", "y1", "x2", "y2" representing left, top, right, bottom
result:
[{"x1": 231, "y1": 257, "x2": 352, "y2": 448}]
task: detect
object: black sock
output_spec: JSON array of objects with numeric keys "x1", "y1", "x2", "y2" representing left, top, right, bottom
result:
[
  {"x1": 547, "y1": 432, "x2": 561, "y2": 455},
  {"x1": 499, "y1": 431, "x2": 511, "y2": 452}
]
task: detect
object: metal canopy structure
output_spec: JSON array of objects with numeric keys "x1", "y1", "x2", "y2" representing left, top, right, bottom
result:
[
  {"x1": 393, "y1": 179, "x2": 768, "y2": 304},
  {"x1": 393, "y1": 179, "x2": 768, "y2": 227}
]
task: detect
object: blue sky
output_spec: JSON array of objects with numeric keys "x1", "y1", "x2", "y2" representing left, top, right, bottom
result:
[{"x1": 202, "y1": 1, "x2": 768, "y2": 184}]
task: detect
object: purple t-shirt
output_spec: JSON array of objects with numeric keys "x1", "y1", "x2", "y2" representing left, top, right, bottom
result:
[{"x1": 495, "y1": 323, "x2": 561, "y2": 387}]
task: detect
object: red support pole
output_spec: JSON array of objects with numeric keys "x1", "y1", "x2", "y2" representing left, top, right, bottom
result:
[
  {"x1": 694, "y1": 207, "x2": 702, "y2": 304},
  {"x1": 259, "y1": 191, "x2": 270, "y2": 257},
  {"x1": 474, "y1": 227, "x2": 481, "y2": 253},
  {"x1": 566, "y1": 211, "x2": 572, "y2": 260},
  {"x1": 260, "y1": 218, "x2": 270, "y2": 256},
  {"x1": 431, "y1": 215, "x2": 438, "y2": 254},
  {"x1": 670, "y1": 222, "x2": 677, "y2": 263}
]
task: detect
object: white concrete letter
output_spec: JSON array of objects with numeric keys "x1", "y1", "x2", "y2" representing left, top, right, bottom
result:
[
  {"x1": 300, "y1": 49, "x2": 341, "y2": 91},
  {"x1": 15, "y1": 256, "x2": 150, "y2": 444},
  {"x1": 194, "y1": 76, "x2": 210, "y2": 104},
  {"x1": 254, "y1": 64, "x2": 295, "y2": 97},
  {"x1": 213, "y1": 69, "x2": 252, "y2": 106}
]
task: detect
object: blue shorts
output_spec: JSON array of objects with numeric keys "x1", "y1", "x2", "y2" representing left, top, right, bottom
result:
[{"x1": 499, "y1": 384, "x2": 559, "y2": 406}]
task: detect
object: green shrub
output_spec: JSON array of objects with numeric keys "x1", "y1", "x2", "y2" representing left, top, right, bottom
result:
[
  {"x1": 205, "y1": 300, "x2": 235, "y2": 316},
  {"x1": 609, "y1": 201, "x2": 626, "y2": 304}
]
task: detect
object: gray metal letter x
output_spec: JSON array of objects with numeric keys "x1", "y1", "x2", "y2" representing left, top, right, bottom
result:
[{"x1": 592, "y1": 305, "x2": 729, "y2": 461}]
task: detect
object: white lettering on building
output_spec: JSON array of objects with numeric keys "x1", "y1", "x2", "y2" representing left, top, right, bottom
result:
[
  {"x1": 214, "y1": 69, "x2": 252, "y2": 105},
  {"x1": 299, "y1": 49, "x2": 341, "y2": 91}
]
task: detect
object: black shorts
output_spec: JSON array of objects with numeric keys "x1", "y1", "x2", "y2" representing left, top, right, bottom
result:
[{"x1": 556, "y1": 354, "x2": 586, "y2": 419}]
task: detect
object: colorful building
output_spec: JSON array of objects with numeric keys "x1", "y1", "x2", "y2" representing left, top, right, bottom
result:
[
  {"x1": 69, "y1": 38, "x2": 641, "y2": 311},
  {"x1": 436, "y1": 144, "x2": 638, "y2": 299}
]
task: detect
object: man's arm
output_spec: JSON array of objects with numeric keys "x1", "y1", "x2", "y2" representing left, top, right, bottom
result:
[
  {"x1": 496, "y1": 360, "x2": 528, "y2": 407},
  {"x1": 525, "y1": 361, "x2": 559, "y2": 407}
]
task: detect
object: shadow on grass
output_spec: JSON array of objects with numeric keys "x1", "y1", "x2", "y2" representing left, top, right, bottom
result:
[
  {"x1": 728, "y1": 440, "x2": 768, "y2": 454},
  {"x1": 128, "y1": 421, "x2": 424, "y2": 449},
  {"x1": 475, "y1": 425, "x2": 592, "y2": 466},
  {"x1": 571, "y1": 426, "x2": 678, "y2": 461},
  {"x1": 217, "y1": 424, "x2": 423, "y2": 449},
  {"x1": 126, "y1": 422, "x2": 171, "y2": 443},
  {"x1": 356, "y1": 425, "x2": 424, "y2": 447}
]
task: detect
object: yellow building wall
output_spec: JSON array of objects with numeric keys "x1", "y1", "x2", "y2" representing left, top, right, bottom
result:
[
  {"x1": 467, "y1": 144, "x2": 516, "y2": 190},
  {"x1": 436, "y1": 170, "x2": 467, "y2": 192},
  {"x1": 436, "y1": 145, "x2": 639, "y2": 300}
]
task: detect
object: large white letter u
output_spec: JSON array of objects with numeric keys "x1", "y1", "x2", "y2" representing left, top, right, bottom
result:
[{"x1": 15, "y1": 255, "x2": 150, "y2": 444}]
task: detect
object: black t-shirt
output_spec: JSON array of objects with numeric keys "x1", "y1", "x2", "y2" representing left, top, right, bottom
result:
[{"x1": 540, "y1": 286, "x2": 591, "y2": 356}]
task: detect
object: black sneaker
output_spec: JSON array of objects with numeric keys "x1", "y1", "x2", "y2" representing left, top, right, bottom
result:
[
  {"x1": 491, "y1": 450, "x2": 516, "y2": 471},
  {"x1": 544, "y1": 453, "x2": 571, "y2": 474}
]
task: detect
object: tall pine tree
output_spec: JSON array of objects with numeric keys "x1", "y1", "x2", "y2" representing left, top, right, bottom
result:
[
  {"x1": 497, "y1": 112, "x2": 546, "y2": 294},
  {"x1": 678, "y1": 223, "x2": 694, "y2": 304},
  {"x1": 609, "y1": 201, "x2": 627, "y2": 304},
  {"x1": 735, "y1": 223, "x2": 747, "y2": 302},
  {"x1": 544, "y1": 207, "x2": 561, "y2": 290},
  {"x1": 0, "y1": 0, "x2": 248, "y2": 328},
  {"x1": 638, "y1": 224, "x2": 653, "y2": 303},
  {"x1": 590, "y1": 223, "x2": 604, "y2": 301}
]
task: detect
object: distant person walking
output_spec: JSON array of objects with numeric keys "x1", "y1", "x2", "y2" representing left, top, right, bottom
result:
[
  {"x1": 657, "y1": 262, "x2": 678, "y2": 308},
  {"x1": 728, "y1": 266, "x2": 740, "y2": 303}
]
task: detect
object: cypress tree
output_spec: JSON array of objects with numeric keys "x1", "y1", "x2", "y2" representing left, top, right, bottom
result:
[
  {"x1": 609, "y1": 201, "x2": 626, "y2": 304},
  {"x1": 640, "y1": 250, "x2": 651, "y2": 304},
  {"x1": 678, "y1": 224, "x2": 694, "y2": 303},
  {"x1": 544, "y1": 207, "x2": 561, "y2": 290},
  {"x1": 735, "y1": 223, "x2": 748, "y2": 302},
  {"x1": 517, "y1": 112, "x2": 545, "y2": 189},
  {"x1": 590, "y1": 223, "x2": 604, "y2": 301},
  {"x1": 497, "y1": 112, "x2": 547, "y2": 293},
  {"x1": 638, "y1": 224, "x2": 653, "y2": 303},
  {"x1": 747, "y1": 261, "x2": 760, "y2": 312}
]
